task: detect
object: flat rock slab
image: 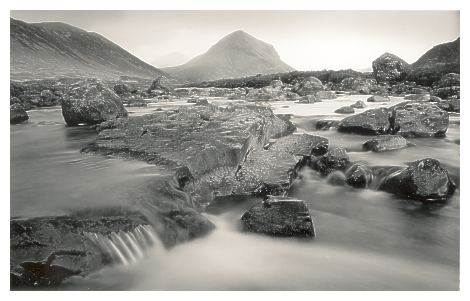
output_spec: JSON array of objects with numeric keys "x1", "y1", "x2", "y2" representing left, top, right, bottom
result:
[
  {"x1": 241, "y1": 196, "x2": 315, "y2": 238},
  {"x1": 337, "y1": 108, "x2": 391, "y2": 135}
]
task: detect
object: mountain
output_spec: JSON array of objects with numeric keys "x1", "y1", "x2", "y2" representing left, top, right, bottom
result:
[
  {"x1": 163, "y1": 30, "x2": 295, "y2": 82},
  {"x1": 409, "y1": 37, "x2": 460, "y2": 85},
  {"x1": 10, "y1": 18, "x2": 167, "y2": 80},
  {"x1": 151, "y1": 52, "x2": 189, "y2": 68}
]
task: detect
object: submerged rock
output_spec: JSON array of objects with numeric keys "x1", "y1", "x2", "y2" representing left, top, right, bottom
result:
[
  {"x1": 362, "y1": 135, "x2": 409, "y2": 152},
  {"x1": 379, "y1": 158, "x2": 456, "y2": 201},
  {"x1": 240, "y1": 196, "x2": 315, "y2": 238},
  {"x1": 390, "y1": 102, "x2": 448, "y2": 137},
  {"x1": 335, "y1": 106, "x2": 355, "y2": 114},
  {"x1": 10, "y1": 103, "x2": 29, "y2": 124},
  {"x1": 337, "y1": 108, "x2": 391, "y2": 135},
  {"x1": 345, "y1": 164, "x2": 373, "y2": 189},
  {"x1": 61, "y1": 79, "x2": 128, "y2": 126}
]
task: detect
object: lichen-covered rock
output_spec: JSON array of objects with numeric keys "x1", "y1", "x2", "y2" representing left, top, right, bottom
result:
[
  {"x1": 372, "y1": 52, "x2": 411, "y2": 83},
  {"x1": 240, "y1": 196, "x2": 315, "y2": 238},
  {"x1": 337, "y1": 108, "x2": 391, "y2": 135},
  {"x1": 367, "y1": 95, "x2": 390, "y2": 102},
  {"x1": 362, "y1": 135, "x2": 409, "y2": 152},
  {"x1": 379, "y1": 158, "x2": 456, "y2": 201},
  {"x1": 335, "y1": 106, "x2": 355, "y2": 114},
  {"x1": 345, "y1": 163, "x2": 373, "y2": 189},
  {"x1": 350, "y1": 100, "x2": 366, "y2": 109},
  {"x1": 390, "y1": 102, "x2": 449, "y2": 137},
  {"x1": 10, "y1": 103, "x2": 29, "y2": 124},
  {"x1": 310, "y1": 147, "x2": 350, "y2": 176},
  {"x1": 292, "y1": 76, "x2": 324, "y2": 96},
  {"x1": 61, "y1": 79, "x2": 128, "y2": 126}
]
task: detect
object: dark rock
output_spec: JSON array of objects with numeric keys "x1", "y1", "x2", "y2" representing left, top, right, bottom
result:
[
  {"x1": 334, "y1": 106, "x2": 355, "y2": 114},
  {"x1": 292, "y1": 76, "x2": 324, "y2": 96},
  {"x1": 147, "y1": 75, "x2": 173, "y2": 95},
  {"x1": 345, "y1": 164, "x2": 373, "y2": 189},
  {"x1": 431, "y1": 86, "x2": 460, "y2": 99},
  {"x1": 39, "y1": 89, "x2": 57, "y2": 106},
  {"x1": 362, "y1": 135, "x2": 409, "y2": 152},
  {"x1": 61, "y1": 79, "x2": 128, "y2": 126},
  {"x1": 390, "y1": 102, "x2": 449, "y2": 137},
  {"x1": 372, "y1": 52, "x2": 411, "y2": 83},
  {"x1": 10, "y1": 96, "x2": 22, "y2": 105},
  {"x1": 310, "y1": 147, "x2": 349, "y2": 176},
  {"x1": 10, "y1": 103, "x2": 29, "y2": 124},
  {"x1": 379, "y1": 158, "x2": 456, "y2": 201},
  {"x1": 367, "y1": 95, "x2": 390, "y2": 102},
  {"x1": 436, "y1": 99, "x2": 460, "y2": 113},
  {"x1": 240, "y1": 196, "x2": 315, "y2": 238},
  {"x1": 350, "y1": 100, "x2": 366, "y2": 109},
  {"x1": 337, "y1": 108, "x2": 391, "y2": 135}
]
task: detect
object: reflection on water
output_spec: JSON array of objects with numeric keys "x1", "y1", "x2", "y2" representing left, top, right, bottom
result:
[{"x1": 10, "y1": 100, "x2": 460, "y2": 290}]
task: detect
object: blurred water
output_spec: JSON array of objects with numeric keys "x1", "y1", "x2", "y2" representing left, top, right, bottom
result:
[{"x1": 10, "y1": 98, "x2": 460, "y2": 290}]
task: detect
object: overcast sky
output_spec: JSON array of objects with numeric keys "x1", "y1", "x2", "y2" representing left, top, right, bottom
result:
[{"x1": 10, "y1": 10, "x2": 460, "y2": 70}]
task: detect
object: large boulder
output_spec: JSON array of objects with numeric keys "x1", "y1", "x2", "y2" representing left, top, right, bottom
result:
[
  {"x1": 147, "y1": 75, "x2": 173, "y2": 95},
  {"x1": 335, "y1": 106, "x2": 355, "y2": 114},
  {"x1": 337, "y1": 108, "x2": 391, "y2": 135},
  {"x1": 61, "y1": 79, "x2": 128, "y2": 126},
  {"x1": 339, "y1": 77, "x2": 377, "y2": 94},
  {"x1": 350, "y1": 100, "x2": 366, "y2": 109},
  {"x1": 372, "y1": 52, "x2": 411, "y2": 83},
  {"x1": 310, "y1": 147, "x2": 350, "y2": 176},
  {"x1": 362, "y1": 135, "x2": 409, "y2": 152},
  {"x1": 345, "y1": 163, "x2": 373, "y2": 189},
  {"x1": 390, "y1": 102, "x2": 448, "y2": 137},
  {"x1": 379, "y1": 158, "x2": 456, "y2": 201},
  {"x1": 240, "y1": 196, "x2": 315, "y2": 238},
  {"x1": 10, "y1": 104, "x2": 29, "y2": 124},
  {"x1": 292, "y1": 76, "x2": 324, "y2": 96}
]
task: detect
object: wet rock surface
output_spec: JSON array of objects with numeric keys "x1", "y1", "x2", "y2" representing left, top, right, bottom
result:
[
  {"x1": 338, "y1": 108, "x2": 391, "y2": 135},
  {"x1": 362, "y1": 135, "x2": 409, "y2": 152},
  {"x1": 61, "y1": 79, "x2": 128, "y2": 126},
  {"x1": 10, "y1": 104, "x2": 29, "y2": 124},
  {"x1": 310, "y1": 147, "x2": 350, "y2": 176},
  {"x1": 379, "y1": 158, "x2": 456, "y2": 201},
  {"x1": 240, "y1": 196, "x2": 315, "y2": 238},
  {"x1": 345, "y1": 164, "x2": 373, "y2": 189}
]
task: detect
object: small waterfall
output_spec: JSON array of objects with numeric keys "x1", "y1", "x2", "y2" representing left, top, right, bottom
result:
[{"x1": 85, "y1": 224, "x2": 160, "y2": 265}]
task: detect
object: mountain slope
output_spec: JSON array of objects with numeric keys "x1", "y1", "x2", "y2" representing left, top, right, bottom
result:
[
  {"x1": 10, "y1": 18, "x2": 167, "y2": 80},
  {"x1": 409, "y1": 37, "x2": 460, "y2": 85},
  {"x1": 163, "y1": 30, "x2": 295, "y2": 82}
]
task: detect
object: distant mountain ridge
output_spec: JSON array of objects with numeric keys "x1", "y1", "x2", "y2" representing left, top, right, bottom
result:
[
  {"x1": 10, "y1": 18, "x2": 167, "y2": 80},
  {"x1": 163, "y1": 30, "x2": 295, "y2": 82}
]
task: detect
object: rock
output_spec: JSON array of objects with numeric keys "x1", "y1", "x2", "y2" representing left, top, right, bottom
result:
[
  {"x1": 61, "y1": 79, "x2": 128, "y2": 126},
  {"x1": 362, "y1": 135, "x2": 409, "y2": 152},
  {"x1": 315, "y1": 91, "x2": 336, "y2": 100},
  {"x1": 390, "y1": 102, "x2": 449, "y2": 137},
  {"x1": 367, "y1": 95, "x2": 390, "y2": 102},
  {"x1": 379, "y1": 158, "x2": 456, "y2": 201},
  {"x1": 292, "y1": 76, "x2": 324, "y2": 96},
  {"x1": 240, "y1": 196, "x2": 315, "y2": 238},
  {"x1": 345, "y1": 164, "x2": 373, "y2": 188},
  {"x1": 299, "y1": 95, "x2": 318, "y2": 103},
  {"x1": 39, "y1": 90, "x2": 57, "y2": 106},
  {"x1": 10, "y1": 103, "x2": 29, "y2": 124},
  {"x1": 429, "y1": 96, "x2": 442, "y2": 102},
  {"x1": 337, "y1": 108, "x2": 391, "y2": 135},
  {"x1": 339, "y1": 77, "x2": 377, "y2": 94},
  {"x1": 410, "y1": 87, "x2": 428, "y2": 94},
  {"x1": 435, "y1": 73, "x2": 460, "y2": 88},
  {"x1": 147, "y1": 75, "x2": 173, "y2": 95},
  {"x1": 113, "y1": 83, "x2": 131, "y2": 95},
  {"x1": 315, "y1": 119, "x2": 339, "y2": 130},
  {"x1": 431, "y1": 86, "x2": 460, "y2": 99},
  {"x1": 325, "y1": 171, "x2": 346, "y2": 186},
  {"x1": 10, "y1": 96, "x2": 22, "y2": 105},
  {"x1": 372, "y1": 52, "x2": 411, "y2": 83},
  {"x1": 436, "y1": 99, "x2": 460, "y2": 113},
  {"x1": 350, "y1": 100, "x2": 366, "y2": 109},
  {"x1": 404, "y1": 94, "x2": 430, "y2": 101},
  {"x1": 335, "y1": 106, "x2": 355, "y2": 114},
  {"x1": 194, "y1": 98, "x2": 209, "y2": 106},
  {"x1": 310, "y1": 147, "x2": 349, "y2": 176},
  {"x1": 270, "y1": 79, "x2": 283, "y2": 89}
]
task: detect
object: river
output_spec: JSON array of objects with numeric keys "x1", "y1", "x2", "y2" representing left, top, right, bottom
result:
[{"x1": 10, "y1": 96, "x2": 460, "y2": 290}]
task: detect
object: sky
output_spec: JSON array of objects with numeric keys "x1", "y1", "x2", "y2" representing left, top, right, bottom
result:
[{"x1": 10, "y1": 10, "x2": 460, "y2": 71}]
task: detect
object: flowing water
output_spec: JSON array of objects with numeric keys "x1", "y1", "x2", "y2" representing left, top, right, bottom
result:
[{"x1": 10, "y1": 96, "x2": 460, "y2": 290}]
